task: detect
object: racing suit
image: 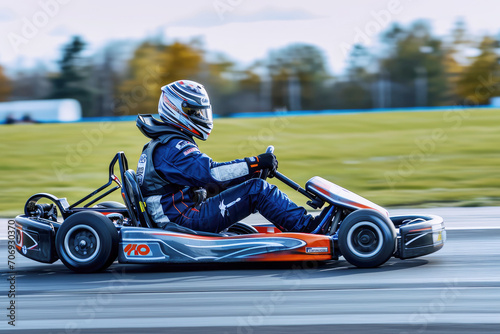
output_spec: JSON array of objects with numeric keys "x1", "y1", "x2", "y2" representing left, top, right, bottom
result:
[{"x1": 137, "y1": 123, "x2": 315, "y2": 233}]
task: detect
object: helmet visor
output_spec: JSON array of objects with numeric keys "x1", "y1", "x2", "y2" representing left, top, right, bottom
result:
[{"x1": 182, "y1": 102, "x2": 213, "y2": 125}]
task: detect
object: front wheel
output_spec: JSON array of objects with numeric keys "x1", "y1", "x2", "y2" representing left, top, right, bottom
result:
[
  {"x1": 338, "y1": 209, "x2": 396, "y2": 268},
  {"x1": 55, "y1": 211, "x2": 119, "y2": 273}
]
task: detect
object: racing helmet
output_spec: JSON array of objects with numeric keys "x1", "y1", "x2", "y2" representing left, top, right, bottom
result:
[{"x1": 158, "y1": 80, "x2": 213, "y2": 140}]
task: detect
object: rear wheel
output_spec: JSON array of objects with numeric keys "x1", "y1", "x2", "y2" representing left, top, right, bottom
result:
[
  {"x1": 55, "y1": 211, "x2": 118, "y2": 273},
  {"x1": 338, "y1": 209, "x2": 396, "y2": 268}
]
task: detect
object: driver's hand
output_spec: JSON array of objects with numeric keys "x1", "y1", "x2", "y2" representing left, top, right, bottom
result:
[
  {"x1": 262, "y1": 153, "x2": 278, "y2": 178},
  {"x1": 246, "y1": 153, "x2": 278, "y2": 176}
]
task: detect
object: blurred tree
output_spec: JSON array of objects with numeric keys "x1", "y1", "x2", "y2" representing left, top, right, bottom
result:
[
  {"x1": 11, "y1": 62, "x2": 51, "y2": 101},
  {"x1": 202, "y1": 53, "x2": 240, "y2": 116},
  {"x1": 441, "y1": 18, "x2": 470, "y2": 105},
  {"x1": 346, "y1": 44, "x2": 372, "y2": 80},
  {"x1": 162, "y1": 41, "x2": 204, "y2": 80},
  {"x1": 451, "y1": 18, "x2": 469, "y2": 47},
  {"x1": 48, "y1": 36, "x2": 93, "y2": 116},
  {"x1": 266, "y1": 44, "x2": 329, "y2": 111},
  {"x1": 456, "y1": 36, "x2": 500, "y2": 105},
  {"x1": 239, "y1": 67, "x2": 261, "y2": 92},
  {"x1": 338, "y1": 44, "x2": 374, "y2": 109},
  {"x1": 91, "y1": 47, "x2": 119, "y2": 117},
  {"x1": 0, "y1": 65, "x2": 11, "y2": 101},
  {"x1": 235, "y1": 65, "x2": 264, "y2": 113},
  {"x1": 116, "y1": 41, "x2": 203, "y2": 115},
  {"x1": 115, "y1": 42, "x2": 162, "y2": 116},
  {"x1": 379, "y1": 21, "x2": 447, "y2": 107}
]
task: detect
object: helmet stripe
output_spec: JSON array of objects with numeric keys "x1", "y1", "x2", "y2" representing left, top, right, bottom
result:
[
  {"x1": 165, "y1": 86, "x2": 186, "y2": 101},
  {"x1": 175, "y1": 122, "x2": 202, "y2": 136},
  {"x1": 171, "y1": 84, "x2": 203, "y2": 104}
]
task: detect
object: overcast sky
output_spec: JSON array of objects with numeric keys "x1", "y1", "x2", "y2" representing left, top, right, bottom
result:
[{"x1": 1, "y1": 0, "x2": 499, "y2": 74}]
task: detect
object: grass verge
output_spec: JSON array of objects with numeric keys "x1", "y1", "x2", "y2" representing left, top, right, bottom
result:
[{"x1": 1, "y1": 108, "x2": 498, "y2": 217}]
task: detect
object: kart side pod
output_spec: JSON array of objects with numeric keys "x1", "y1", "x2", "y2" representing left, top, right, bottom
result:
[
  {"x1": 14, "y1": 215, "x2": 60, "y2": 264},
  {"x1": 392, "y1": 215, "x2": 446, "y2": 259}
]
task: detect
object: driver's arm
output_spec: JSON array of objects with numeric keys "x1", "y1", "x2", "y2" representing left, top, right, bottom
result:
[{"x1": 153, "y1": 140, "x2": 260, "y2": 190}]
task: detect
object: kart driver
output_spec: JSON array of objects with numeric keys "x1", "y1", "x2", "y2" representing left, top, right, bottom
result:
[{"x1": 136, "y1": 80, "x2": 325, "y2": 233}]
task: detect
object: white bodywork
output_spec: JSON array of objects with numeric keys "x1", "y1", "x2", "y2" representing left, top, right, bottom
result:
[{"x1": 306, "y1": 176, "x2": 389, "y2": 217}]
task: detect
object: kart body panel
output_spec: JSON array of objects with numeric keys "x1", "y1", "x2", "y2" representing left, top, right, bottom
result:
[
  {"x1": 118, "y1": 227, "x2": 333, "y2": 263},
  {"x1": 306, "y1": 176, "x2": 389, "y2": 217}
]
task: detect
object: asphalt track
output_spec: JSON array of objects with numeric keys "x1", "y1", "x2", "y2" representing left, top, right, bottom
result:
[{"x1": 1, "y1": 207, "x2": 499, "y2": 333}]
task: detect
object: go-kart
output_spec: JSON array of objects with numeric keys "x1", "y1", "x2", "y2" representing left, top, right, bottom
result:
[{"x1": 14, "y1": 146, "x2": 445, "y2": 273}]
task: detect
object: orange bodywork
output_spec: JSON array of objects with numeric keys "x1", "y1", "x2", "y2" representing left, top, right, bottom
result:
[{"x1": 149, "y1": 229, "x2": 333, "y2": 262}]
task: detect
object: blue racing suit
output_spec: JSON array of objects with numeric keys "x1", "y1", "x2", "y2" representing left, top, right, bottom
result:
[{"x1": 138, "y1": 126, "x2": 314, "y2": 233}]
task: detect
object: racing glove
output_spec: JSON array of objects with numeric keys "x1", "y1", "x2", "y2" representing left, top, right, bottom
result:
[
  {"x1": 245, "y1": 153, "x2": 278, "y2": 177},
  {"x1": 190, "y1": 187, "x2": 207, "y2": 207}
]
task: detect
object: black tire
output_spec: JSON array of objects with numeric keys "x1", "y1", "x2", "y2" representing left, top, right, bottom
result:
[
  {"x1": 338, "y1": 209, "x2": 396, "y2": 268},
  {"x1": 55, "y1": 211, "x2": 119, "y2": 273}
]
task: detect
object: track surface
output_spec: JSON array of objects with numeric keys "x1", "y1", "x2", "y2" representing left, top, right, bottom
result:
[{"x1": 1, "y1": 207, "x2": 499, "y2": 333}]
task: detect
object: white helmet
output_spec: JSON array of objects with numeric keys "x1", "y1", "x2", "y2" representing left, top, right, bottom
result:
[{"x1": 158, "y1": 80, "x2": 213, "y2": 140}]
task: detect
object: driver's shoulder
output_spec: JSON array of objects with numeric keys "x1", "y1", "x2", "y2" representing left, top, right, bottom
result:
[
  {"x1": 171, "y1": 138, "x2": 197, "y2": 151},
  {"x1": 154, "y1": 138, "x2": 200, "y2": 161}
]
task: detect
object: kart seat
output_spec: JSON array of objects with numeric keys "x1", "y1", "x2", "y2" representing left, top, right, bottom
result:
[{"x1": 122, "y1": 168, "x2": 156, "y2": 229}]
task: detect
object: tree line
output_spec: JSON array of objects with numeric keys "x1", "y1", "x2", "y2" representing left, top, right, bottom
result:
[{"x1": 1, "y1": 18, "x2": 499, "y2": 117}]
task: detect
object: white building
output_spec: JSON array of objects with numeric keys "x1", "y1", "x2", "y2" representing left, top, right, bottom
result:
[{"x1": 0, "y1": 99, "x2": 81, "y2": 123}]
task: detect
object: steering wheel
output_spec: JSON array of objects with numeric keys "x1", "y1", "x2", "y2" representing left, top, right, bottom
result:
[{"x1": 260, "y1": 145, "x2": 275, "y2": 180}]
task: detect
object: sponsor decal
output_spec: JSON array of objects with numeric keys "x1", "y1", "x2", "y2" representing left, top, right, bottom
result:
[
  {"x1": 137, "y1": 154, "x2": 147, "y2": 185},
  {"x1": 15, "y1": 226, "x2": 39, "y2": 252},
  {"x1": 123, "y1": 244, "x2": 152, "y2": 256},
  {"x1": 183, "y1": 147, "x2": 200, "y2": 156},
  {"x1": 434, "y1": 230, "x2": 445, "y2": 244},
  {"x1": 175, "y1": 140, "x2": 192, "y2": 150},
  {"x1": 306, "y1": 247, "x2": 328, "y2": 253},
  {"x1": 219, "y1": 198, "x2": 241, "y2": 217}
]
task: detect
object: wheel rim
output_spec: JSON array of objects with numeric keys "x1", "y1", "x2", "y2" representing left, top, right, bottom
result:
[
  {"x1": 346, "y1": 221, "x2": 383, "y2": 258},
  {"x1": 64, "y1": 224, "x2": 101, "y2": 263}
]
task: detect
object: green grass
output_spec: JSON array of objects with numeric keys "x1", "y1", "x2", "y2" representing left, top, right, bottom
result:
[{"x1": 1, "y1": 109, "x2": 499, "y2": 217}]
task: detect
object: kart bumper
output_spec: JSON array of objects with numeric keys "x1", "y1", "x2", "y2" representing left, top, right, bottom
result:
[
  {"x1": 14, "y1": 215, "x2": 60, "y2": 264},
  {"x1": 392, "y1": 214, "x2": 446, "y2": 259}
]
